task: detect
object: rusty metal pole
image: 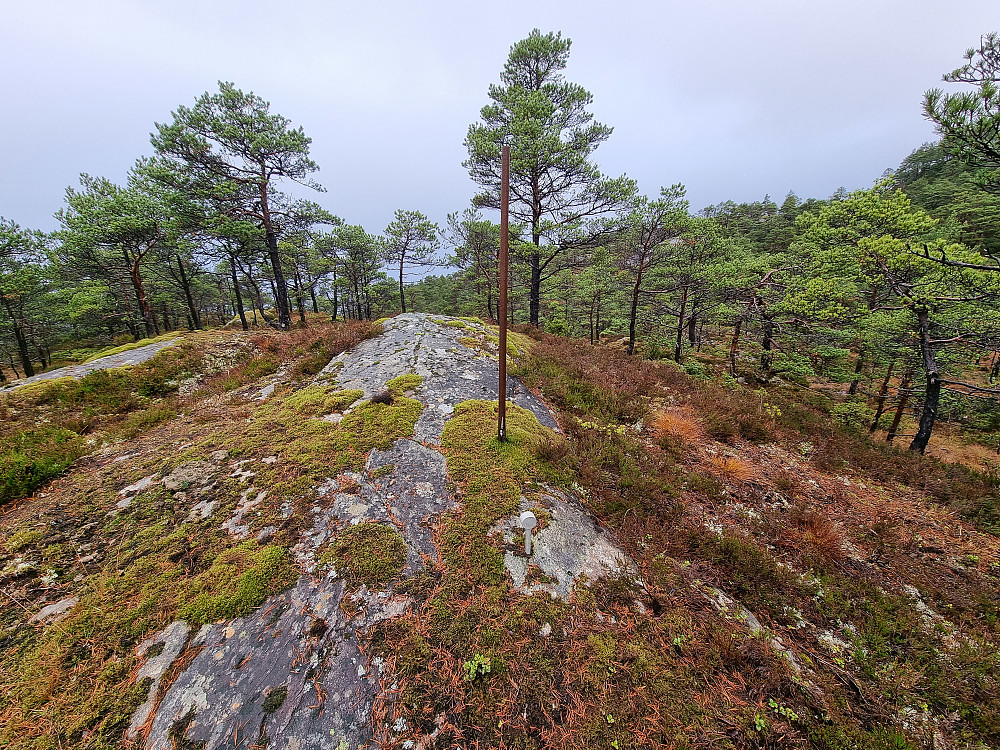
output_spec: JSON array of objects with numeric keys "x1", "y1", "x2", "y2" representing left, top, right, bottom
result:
[{"x1": 498, "y1": 145, "x2": 510, "y2": 442}]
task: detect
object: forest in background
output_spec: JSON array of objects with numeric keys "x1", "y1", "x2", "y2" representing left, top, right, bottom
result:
[{"x1": 3, "y1": 30, "x2": 1000, "y2": 457}]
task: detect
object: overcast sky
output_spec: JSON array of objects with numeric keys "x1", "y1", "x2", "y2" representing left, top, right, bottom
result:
[{"x1": 2, "y1": 0, "x2": 997, "y2": 236}]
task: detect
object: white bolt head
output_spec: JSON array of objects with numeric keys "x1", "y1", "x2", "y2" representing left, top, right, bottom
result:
[{"x1": 519, "y1": 510, "x2": 537, "y2": 530}]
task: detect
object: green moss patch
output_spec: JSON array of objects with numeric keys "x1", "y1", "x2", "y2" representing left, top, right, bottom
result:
[
  {"x1": 6, "y1": 527, "x2": 44, "y2": 553},
  {"x1": 179, "y1": 541, "x2": 297, "y2": 624},
  {"x1": 261, "y1": 685, "x2": 288, "y2": 713},
  {"x1": 440, "y1": 400, "x2": 562, "y2": 586},
  {"x1": 0, "y1": 323, "x2": 395, "y2": 748},
  {"x1": 279, "y1": 385, "x2": 364, "y2": 418},
  {"x1": 338, "y1": 398, "x2": 424, "y2": 453},
  {"x1": 323, "y1": 522, "x2": 407, "y2": 586},
  {"x1": 0, "y1": 519, "x2": 208, "y2": 747},
  {"x1": 115, "y1": 404, "x2": 178, "y2": 440},
  {"x1": 455, "y1": 326, "x2": 533, "y2": 360},
  {"x1": 386, "y1": 374, "x2": 423, "y2": 394},
  {"x1": 246, "y1": 386, "x2": 419, "y2": 472}
]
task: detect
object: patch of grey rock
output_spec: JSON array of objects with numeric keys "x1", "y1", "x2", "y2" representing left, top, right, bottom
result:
[
  {"x1": 496, "y1": 488, "x2": 639, "y2": 600},
  {"x1": 0, "y1": 338, "x2": 180, "y2": 392},
  {"x1": 321, "y1": 313, "x2": 559, "y2": 440},
  {"x1": 132, "y1": 313, "x2": 636, "y2": 750}
]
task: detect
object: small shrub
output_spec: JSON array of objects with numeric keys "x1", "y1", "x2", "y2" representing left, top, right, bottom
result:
[
  {"x1": 736, "y1": 414, "x2": 771, "y2": 443},
  {"x1": 830, "y1": 398, "x2": 873, "y2": 432},
  {"x1": 686, "y1": 470, "x2": 725, "y2": 500},
  {"x1": 535, "y1": 434, "x2": 571, "y2": 466},
  {"x1": 645, "y1": 342, "x2": 669, "y2": 360},
  {"x1": 772, "y1": 470, "x2": 798, "y2": 495},
  {"x1": 788, "y1": 503, "x2": 846, "y2": 564},
  {"x1": 78, "y1": 369, "x2": 138, "y2": 411},
  {"x1": 657, "y1": 432, "x2": 686, "y2": 460},
  {"x1": 293, "y1": 349, "x2": 333, "y2": 379},
  {"x1": 683, "y1": 360, "x2": 706, "y2": 378},
  {"x1": 705, "y1": 414, "x2": 738, "y2": 443},
  {"x1": 543, "y1": 319, "x2": 568, "y2": 336},
  {"x1": 286, "y1": 320, "x2": 383, "y2": 379},
  {"x1": 689, "y1": 529, "x2": 804, "y2": 616},
  {"x1": 0, "y1": 427, "x2": 85, "y2": 506},
  {"x1": 865, "y1": 518, "x2": 900, "y2": 558}
]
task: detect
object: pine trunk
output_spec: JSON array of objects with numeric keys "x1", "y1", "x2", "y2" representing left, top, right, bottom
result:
[
  {"x1": 909, "y1": 309, "x2": 941, "y2": 454},
  {"x1": 674, "y1": 286, "x2": 689, "y2": 363},
  {"x1": 729, "y1": 317, "x2": 742, "y2": 376},
  {"x1": 176, "y1": 253, "x2": 202, "y2": 330},
  {"x1": 230, "y1": 256, "x2": 249, "y2": 331},
  {"x1": 869, "y1": 361, "x2": 895, "y2": 433},
  {"x1": 886, "y1": 370, "x2": 913, "y2": 445}
]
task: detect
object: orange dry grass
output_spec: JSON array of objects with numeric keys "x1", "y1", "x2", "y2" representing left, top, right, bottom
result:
[
  {"x1": 709, "y1": 455, "x2": 755, "y2": 483},
  {"x1": 652, "y1": 410, "x2": 705, "y2": 443},
  {"x1": 785, "y1": 503, "x2": 847, "y2": 563}
]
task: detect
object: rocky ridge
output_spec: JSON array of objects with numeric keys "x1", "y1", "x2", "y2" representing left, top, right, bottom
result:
[{"x1": 131, "y1": 313, "x2": 635, "y2": 749}]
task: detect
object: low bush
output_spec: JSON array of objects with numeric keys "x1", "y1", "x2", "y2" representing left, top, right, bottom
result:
[{"x1": 0, "y1": 427, "x2": 85, "y2": 506}]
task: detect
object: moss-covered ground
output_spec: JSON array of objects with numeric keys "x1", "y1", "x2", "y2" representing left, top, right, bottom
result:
[
  {"x1": 0, "y1": 319, "x2": 388, "y2": 749},
  {"x1": 0, "y1": 334, "x2": 221, "y2": 509},
  {"x1": 371, "y1": 400, "x2": 724, "y2": 749},
  {"x1": 321, "y1": 522, "x2": 407, "y2": 586},
  {"x1": 4, "y1": 316, "x2": 999, "y2": 749}
]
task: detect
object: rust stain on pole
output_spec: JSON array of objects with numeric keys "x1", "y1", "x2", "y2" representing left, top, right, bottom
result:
[{"x1": 498, "y1": 145, "x2": 510, "y2": 442}]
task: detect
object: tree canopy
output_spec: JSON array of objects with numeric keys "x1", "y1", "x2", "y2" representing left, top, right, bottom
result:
[
  {"x1": 464, "y1": 29, "x2": 635, "y2": 326},
  {"x1": 151, "y1": 81, "x2": 323, "y2": 329}
]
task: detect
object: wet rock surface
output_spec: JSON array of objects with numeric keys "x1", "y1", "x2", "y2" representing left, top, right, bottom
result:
[
  {"x1": 0, "y1": 338, "x2": 180, "y2": 392},
  {"x1": 137, "y1": 314, "x2": 625, "y2": 750},
  {"x1": 128, "y1": 621, "x2": 191, "y2": 740},
  {"x1": 498, "y1": 490, "x2": 638, "y2": 599},
  {"x1": 144, "y1": 577, "x2": 366, "y2": 750},
  {"x1": 322, "y1": 313, "x2": 559, "y2": 441}
]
